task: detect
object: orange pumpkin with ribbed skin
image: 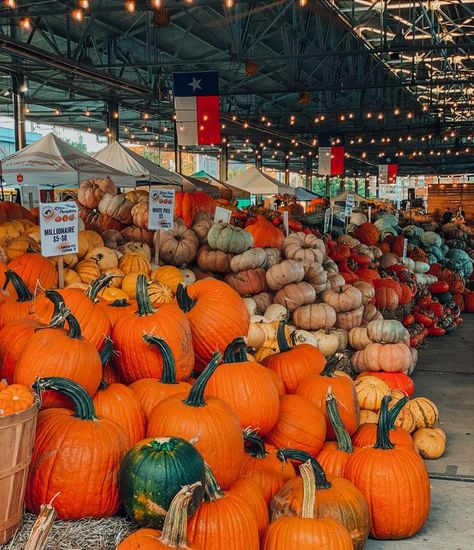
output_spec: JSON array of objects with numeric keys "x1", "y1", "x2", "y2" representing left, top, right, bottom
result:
[
  {"x1": 265, "y1": 394, "x2": 326, "y2": 456},
  {"x1": 174, "y1": 191, "x2": 216, "y2": 227},
  {"x1": 296, "y1": 358, "x2": 360, "y2": 440},
  {"x1": 357, "y1": 371, "x2": 415, "y2": 396},
  {"x1": 270, "y1": 451, "x2": 369, "y2": 550},
  {"x1": 373, "y1": 278, "x2": 402, "y2": 299},
  {"x1": 129, "y1": 335, "x2": 191, "y2": 419},
  {"x1": 205, "y1": 338, "x2": 280, "y2": 435},
  {"x1": 262, "y1": 320, "x2": 326, "y2": 394},
  {"x1": 26, "y1": 377, "x2": 128, "y2": 520},
  {"x1": 374, "y1": 286, "x2": 399, "y2": 310},
  {"x1": 399, "y1": 283, "x2": 413, "y2": 305},
  {"x1": 117, "y1": 483, "x2": 201, "y2": 550},
  {"x1": 176, "y1": 280, "x2": 249, "y2": 373},
  {"x1": 113, "y1": 275, "x2": 194, "y2": 384},
  {"x1": 147, "y1": 353, "x2": 245, "y2": 491},
  {"x1": 7, "y1": 250, "x2": 58, "y2": 292},
  {"x1": 14, "y1": 305, "x2": 102, "y2": 409},
  {"x1": 355, "y1": 268, "x2": 381, "y2": 283},
  {"x1": 345, "y1": 396, "x2": 430, "y2": 539},
  {"x1": 0, "y1": 271, "x2": 35, "y2": 330},
  {"x1": 354, "y1": 223, "x2": 380, "y2": 246},
  {"x1": 391, "y1": 235, "x2": 406, "y2": 257},
  {"x1": 232, "y1": 476, "x2": 269, "y2": 540},
  {"x1": 316, "y1": 390, "x2": 360, "y2": 478},
  {"x1": 93, "y1": 380, "x2": 146, "y2": 446},
  {"x1": 0, "y1": 319, "x2": 41, "y2": 383},
  {"x1": 245, "y1": 216, "x2": 284, "y2": 249},
  {"x1": 187, "y1": 465, "x2": 260, "y2": 550},
  {"x1": 241, "y1": 431, "x2": 296, "y2": 504}
]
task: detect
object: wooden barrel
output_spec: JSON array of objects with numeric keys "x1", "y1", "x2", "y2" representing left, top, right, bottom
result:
[{"x1": 0, "y1": 399, "x2": 39, "y2": 544}]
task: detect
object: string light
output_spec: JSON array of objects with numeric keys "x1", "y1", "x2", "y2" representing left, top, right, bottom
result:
[
  {"x1": 407, "y1": 112, "x2": 413, "y2": 119},
  {"x1": 366, "y1": 112, "x2": 372, "y2": 119},
  {"x1": 125, "y1": 1, "x2": 135, "y2": 13},
  {"x1": 394, "y1": 107, "x2": 400, "y2": 115},
  {"x1": 20, "y1": 17, "x2": 31, "y2": 30},
  {"x1": 151, "y1": 0, "x2": 162, "y2": 7},
  {"x1": 79, "y1": 0, "x2": 89, "y2": 8},
  {"x1": 225, "y1": 0, "x2": 234, "y2": 8},
  {"x1": 377, "y1": 113, "x2": 383, "y2": 120},
  {"x1": 54, "y1": 108, "x2": 60, "y2": 115},
  {"x1": 72, "y1": 10, "x2": 83, "y2": 21},
  {"x1": 6, "y1": 0, "x2": 16, "y2": 7}
]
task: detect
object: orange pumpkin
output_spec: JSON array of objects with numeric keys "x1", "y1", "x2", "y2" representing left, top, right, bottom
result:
[
  {"x1": 354, "y1": 223, "x2": 380, "y2": 246},
  {"x1": 374, "y1": 286, "x2": 399, "y2": 310},
  {"x1": 7, "y1": 250, "x2": 58, "y2": 292},
  {"x1": 246, "y1": 216, "x2": 284, "y2": 249}
]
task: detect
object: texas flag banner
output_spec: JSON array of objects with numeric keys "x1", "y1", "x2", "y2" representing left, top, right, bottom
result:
[
  {"x1": 173, "y1": 71, "x2": 220, "y2": 146},
  {"x1": 318, "y1": 135, "x2": 345, "y2": 176},
  {"x1": 379, "y1": 159, "x2": 398, "y2": 184}
]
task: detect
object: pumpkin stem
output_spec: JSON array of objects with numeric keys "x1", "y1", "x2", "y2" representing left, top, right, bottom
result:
[
  {"x1": 33, "y1": 376, "x2": 97, "y2": 420},
  {"x1": 143, "y1": 335, "x2": 178, "y2": 385},
  {"x1": 176, "y1": 283, "x2": 196, "y2": 313},
  {"x1": 325, "y1": 388, "x2": 353, "y2": 453},
  {"x1": 374, "y1": 395, "x2": 394, "y2": 450},
  {"x1": 3, "y1": 270, "x2": 34, "y2": 302},
  {"x1": 64, "y1": 310, "x2": 83, "y2": 340},
  {"x1": 320, "y1": 353, "x2": 342, "y2": 377},
  {"x1": 136, "y1": 274, "x2": 156, "y2": 316},
  {"x1": 99, "y1": 337, "x2": 115, "y2": 367},
  {"x1": 85, "y1": 273, "x2": 116, "y2": 303},
  {"x1": 387, "y1": 395, "x2": 409, "y2": 429},
  {"x1": 276, "y1": 319, "x2": 291, "y2": 353},
  {"x1": 159, "y1": 482, "x2": 201, "y2": 548},
  {"x1": 107, "y1": 298, "x2": 131, "y2": 308},
  {"x1": 243, "y1": 429, "x2": 268, "y2": 459},
  {"x1": 276, "y1": 449, "x2": 332, "y2": 490},
  {"x1": 43, "y1": 290, "x2": 69, "y2": 330},
  {"x1": 203, "y1": 463, "x2": 224, "y2": 501},
  {"x1": 300, "y1": 460, "x2": 317, "y2": 520},
  {"x1": 182, "y1": 352, "x2": 222, "y2": 407},
  {"x1": 223, "y1": 337, "x2": 248, "y2": 363}
]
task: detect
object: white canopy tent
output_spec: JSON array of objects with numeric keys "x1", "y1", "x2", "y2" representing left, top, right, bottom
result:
[
  {"x1": 93, "y1": 141, "x2": 195, "y2": 191},
  {"x1": 225, "y1": 167, "x2": 295, "y2": 197},
  {"x1": 1, "y1": 133, "x2": 135, "y2": 188},
  {"x1": 330, "y1": 190, "x2": 367, "y2": 205}
]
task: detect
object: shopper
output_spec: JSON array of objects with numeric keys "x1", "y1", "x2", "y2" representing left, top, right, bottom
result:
[
  {"x1": 441, "y1": 207, "x2": 453, "y2": 225},
  {"x1": 456, "y1": 205, "x2": 465, "y2": 218}
]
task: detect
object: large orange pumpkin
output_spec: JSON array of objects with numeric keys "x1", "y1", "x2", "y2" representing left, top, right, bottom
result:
[
  {"x1": 354, "y1": 223, "x2": 380, "y2": 246},
  {"x1": 374, "y1": 286, "x2": 399, "y2": 310},
  {"x1": 0, "y1": 270, "x2": 35, "y2": 330},
  {"x1": 174, "y1": 191, "x2": 216, "y2": 227},
  {"x1": 7, "y1": 250, "x2": 58, "y2": 292},
  {"x1": 245, "y1": 216, "x2": 284, "y2": 249}
]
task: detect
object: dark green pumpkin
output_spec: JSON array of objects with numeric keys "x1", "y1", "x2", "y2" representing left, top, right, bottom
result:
[{"x1": 119, "y1": 436, "x2": 205, "y2": 528}]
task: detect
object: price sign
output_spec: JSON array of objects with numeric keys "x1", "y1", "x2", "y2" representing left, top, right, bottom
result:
[
  {"x1": 282, "y1": 211, "x2": 289, "y2": 237},
  {"x1": 402, "y1": 238, "x2": 408, "y2": 259},
  {"x1": 324, "y1": 208, "x2": 331, "y2": 234},
  {"x1": 39, "y1": 202, "x2": 78, "y2": 257},
  {"x1": 368, "y1": 206, "x2": 372, "y2": 223},
  {"x1": 344, "y1": 193, "x2": 355, "y2": 222},
  {"x1": 214, "y1": 206, "x2": 232, "y2": 224},
  {"x1": 20, "y1": 185, "x2": 40, "y2": 209},
  {"x1": 148, "y1": 188, "x2": 175, "y2": 230}
]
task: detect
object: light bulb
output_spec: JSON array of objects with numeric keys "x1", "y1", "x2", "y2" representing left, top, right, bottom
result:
[
  {"x1": 72, "y1": 9, "x2": 83, "y2": 22},
  {"x1": 20, "y1": 17, "x2": 31, "y2": 30},
  {"x1": 6, "y1": 0, "x2": 16, "y2": 7},
  {"x1": 225, "y1": 0, "x2": 234, "y2": 7},
  {"x1": 151, "y1": 0, "x2": 162, "y2": 7},
  {"x1": 80, "y1": 0, "x2": 90, "y2": 8},
  {"x1": 125, "y1": 1, "x2": 135, "y2": 12}
]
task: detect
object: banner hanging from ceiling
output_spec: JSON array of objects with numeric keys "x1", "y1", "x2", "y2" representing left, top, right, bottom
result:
[
  {"x1": 379, "y1": 158, "x2": 398, "y2": 184},
  {"x1": 318, "y1": 134, "x2": 345, "y2": 176}
]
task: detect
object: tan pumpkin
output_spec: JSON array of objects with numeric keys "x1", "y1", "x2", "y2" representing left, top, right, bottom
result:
[
  {"x1": 150, "y1": 266, "x2": 183, "y2": 293},
  {"x1": 230, "y1": 248, "x2": 267, "y2": 273},
  {"x1": 180, "y1": 268, "x2": 196, "y2": 285},
  {"x1": 0, "y1": 221, "x2": 20, "y2": 246},
  {"x1": 102, "y1": 229, "x2": 124, "y2": 250},
  {"x1": 159, "y1": 220, "x2": 199, "y2": 266},
  {"x1": 5, "y1": 236, "x2": 40, "y2": 260},
  {"x1": 351, "y1": 350, "x2": 367, "y2": 374},
  {"x1": 148, "y1": 281, "x2": 174, "y2": 305},
  {"x1": 291, "y1": 329, "x2": 318, "y2": 348},
  {"x1": 191, "y1": 214, "x2": 212, "y2": 245},
  {"x1": 253, "y1": 292, "x2": 274, "y2": 315},
  {"x1": 25, "y1": 225, "x2": 41, "y2": 243},
  {"x1": 299, "y1": 260, "x2": 328, "y2": 293},
  {"x1": 124, "y1": 189, "x2": 149, "y2": 204},
  {"x1": 50, "y1": 253, "x2": 78, "y2": 269},
  {"x1": 312, "y1": 329, "x2": 339, "y2": 357},
  {"x1": 225, "y1": 269, "x2": 268, "y2": 297},
  {"x1": 243, "y1": 298, "x2": 258, "y2": 316},
  {"x1": 406, "y1": 397, "x2": 439, "y2": 429},
  {"x1": 264, "y1": 304, "x2": 288, "y2": 322},
  {"x1": 119, "y1": 253, "x2": 151, "y2": 275},
  {"x1": 64, "y1": 268, "x2": 82, "y2": 287},
  {"x1": 121, "y1": 226, "x2": 154, "y2": 247},
  {"x1": 77, "y1": 178, "x2": 116, "y2": 209},
  {"x1": 266, "y1": 260, "x2": 305, "y2": 291},
  {"x1": 78, "y1": 230, "x2": 104, "y2": 259},
  {"x1": 327, "y1": 272, "x2": 346, "y2": 289},
  {"x1": 98, "y1": 193, "x2": 133, "y2": 224},
  {"x1": 263, "y1": 248, "x2": 281, "y2": 268},
  {"x1": 332, "y1": 327, "x2": 348, "y2": 351},
  {"x1": 348, "y1": 327, "x2": 372, "y2": 350},
  {"x1": 85, "y1": 246, "x2": 118, "y2": 270},
  {"x1": 361, "y1": 303, "x2": 383, "y2": 326},
  {"x1": 75, "y1": 259, "x2": 101, "y2": 283},
  {"x1": 366, "y1": 320, "x2": 406, "y2": 344},
  {"x1": 196, "y1": 245, "x2": 232, "y2": 273},
  {"x1": 247, "y1": 318, "x2": 275, "y2": 349},
  {"x1": 335, "y1": 305, "x2": 364, "y2": 330},
  {"x1": 362, "y1": 342, "x2": 412, "y2": 373},
  {"x1": 292, "y1": 303, "x2": 336, "y2": 331},
  {"x1": 354, "y1": 376, "x2": 390, "y2": 411},
  {"x1": 322, "y1": 284, "x2": 363, "y2": 312},
  {"x1": 121, "y1": 272, "x2": 150, "y2": 299},
  {"x1": 131, "y1": 202, "x2": 149, "y2": 229},
  {"x1": 359, "y1": 409, "x2": 378, "y2": 424},
  {"x1": 412, "y1": 427, "x2": 446, "y2": 459},
  {"x1": 352, "y1": 281, "x2": 375, "y2": 305},
  {"x1": 119, "y1": 241, "x2": 152, "y2": 261},
  {"x1": 282, "y1": 232, "x2": 325, "y2": 263},
  {"x1": 274, "y1": 282, "x2": 316, "y2": 313},
  {"x1": 101, "y1": 267, "x2": 124, "y2": 288}
]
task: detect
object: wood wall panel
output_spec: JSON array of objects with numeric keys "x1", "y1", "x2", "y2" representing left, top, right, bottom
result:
[{"x1": 428, "y1": 184, "x2": 474, "y2": 222}]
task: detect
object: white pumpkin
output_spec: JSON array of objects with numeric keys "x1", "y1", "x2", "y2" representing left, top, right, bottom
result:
[
  {"x1": 313, "y1": 329, "x2": 339, "y2": 357},
  {"x1": 264, "y1": 303, "x2": 288, "y2": 321},
  {"x1": 243, "y1": 297, "x2": 258, "y2": 316},
  {"x1": 292, "y1": 329, "x2": 318, "y2": 348}
]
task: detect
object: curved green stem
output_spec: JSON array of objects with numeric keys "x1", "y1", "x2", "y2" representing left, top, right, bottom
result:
[
  {"x1": 182, "y1": 352, "x2": 222, "y2": 407},
  {"x1": 33, "y1": 376, "x2": 97, "y2": 420},
  {"x1": 65, "y1": 310, "x2": 82, "y2": 339},
  {"x1": 243, "y1": 429, "x2": 268, "y2": 459},
  {"x1": 159, "y1": 482, "x2": 201, "y2": 547},
  {"x1": 204, "y1": 463, "x2": 224, "y2": 501},
  {"x1": 223, "y1": 337, "x2": 247, "y2": 363},
  {"x1": 276, "y1": 319, "x2": 291, "y2": 353},
  {"x1": 374, "y1": 395, "x2": 394, "y2": 450},
  {"x1": 3, "y1": 270, "x2": 33, "y2": 302},
  {"x1": 276, "y1": 449, "x2": 332, "y2": 490},
  {"x1": 136, "y1": 274, "x2": 155, "y2": 316},
  {"x1": 144, "y1": 335, "x2": 178, "y2": 384},
  {"x1": 320, "y1": 353, "x2": 343, "y2": 377},
  {"x1": 99, "y1": 337, "x2": 115, "y2": 367},
  {"x1": 176, "y1": 284, "x2": 196, "y2": 313},
  {"x1": 387, "y1": 396, "x2": 409, "y2": 429},
  {"x1": 300, "y1": 460, "x2": 317, "y2": 520},
  {"x1": 43, "y1": 291, "x2": 81, "y2": 338},
  {"x1": 325, "y1": 389, "x2": 353, "y2": 453},
  {"x1": 85, "y1": 273, "x2": 116, "y2": 304}
]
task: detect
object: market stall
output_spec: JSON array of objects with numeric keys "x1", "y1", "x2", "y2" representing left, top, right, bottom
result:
[{"x1": 226, "y1": 167, "x2": 296, "y2": 197}]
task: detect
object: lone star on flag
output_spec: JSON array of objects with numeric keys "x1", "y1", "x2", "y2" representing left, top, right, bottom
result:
[{"x1": 188, "y1": 77, "x2": 202, "y2": 91}]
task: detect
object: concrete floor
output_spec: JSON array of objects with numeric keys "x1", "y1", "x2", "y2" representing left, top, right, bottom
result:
[{"x1": 367, "y1": 315, "x2": 474, "y2": 549}]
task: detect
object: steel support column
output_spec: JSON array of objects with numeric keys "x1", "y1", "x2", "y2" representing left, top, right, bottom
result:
[
  {"x1": 284, "y1": 154, "x2": 290, "y2": 185},
  {"x1": 255, "y1": 146, "x2": 263, "y2": 170},
  {"x1": 219, "y1": 146, "x2": 228, "y2": 182},
  {"x1": 305, "y1": 157, "x2": 312, "y2": 190},
  {"x1": 12, "y1": 75, "x2": 26, "y2": 151},
  {"x1": 365, "y1": 176, "x2": 370, "y2": 197},
  {"x1": 375, "y1": 175, "x2": 380, "y2": 198},
  {"x1": 174, "y1": 122, "x2": 182, "y2": 173},
  {"x1": 325, "y1": 175, "x2": 330, "y2": 198},
  {"x1": 107, "y1": 101, "x2": 119, "y2": 143},
  {"x1": 339, "y1": 176, "x2": 345, "y2": 194}
]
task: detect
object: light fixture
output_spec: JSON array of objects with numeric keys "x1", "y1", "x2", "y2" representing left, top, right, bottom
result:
[
  {"x1": 54, "y1": 108, "x2": 60, "y2": 115},
  {"x1": 151, "y1": 0, "x2": 162, "y2": 7},
  {"x1": 6, "y1": 0, "x2": 16, "y2": 7},
  {"x1": 20, "y1": 17, "x2": 32, "y2": 30},
  {"x1": 394, "y1": 107, "x2": 400, "y2": 115},
  {"x1": 125, "y1": 1, "x2": 135, "y2": 13},
  {"x1": 19, "y1": 82, "x2": 28, "y2": 93},
  {"x1": 407, "y1": 112, "x2": 413, "y2": 119},
  {"x1": 366, "y1": 112, "x2": 372, "y2": 119},
  {"x1": 72, "y1": 9, "x2": 83, "y2": 22},
  {"x1": 79, "y1": 0, "x2": 90, "y2": 8},
  {"x1": 299, "y1": 0, "x2": 307, "y2": 6},
  {"x1": 225, "y1": 0, "x2": 234, "y2": 7},
  {"x1": 85, "y1": 108, "x2": 90, "y2": 116}
]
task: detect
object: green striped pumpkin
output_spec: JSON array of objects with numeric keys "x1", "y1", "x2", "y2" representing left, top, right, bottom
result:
[{"x1": 119, "y1": 436, "x2": 205, "y2": 528}]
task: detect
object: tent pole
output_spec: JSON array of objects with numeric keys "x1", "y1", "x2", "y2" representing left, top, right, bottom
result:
[{"x1": 325, "y1": 175, "x2": 330, "y2": 198}]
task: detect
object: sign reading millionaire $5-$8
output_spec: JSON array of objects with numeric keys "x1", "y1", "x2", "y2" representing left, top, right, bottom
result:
[
  {"x1": 148, "y1": 188, "x2": 175, "y2": 230},
  {"x1": 39, "y1": 202, "x2": 78, "y2": 257}
]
